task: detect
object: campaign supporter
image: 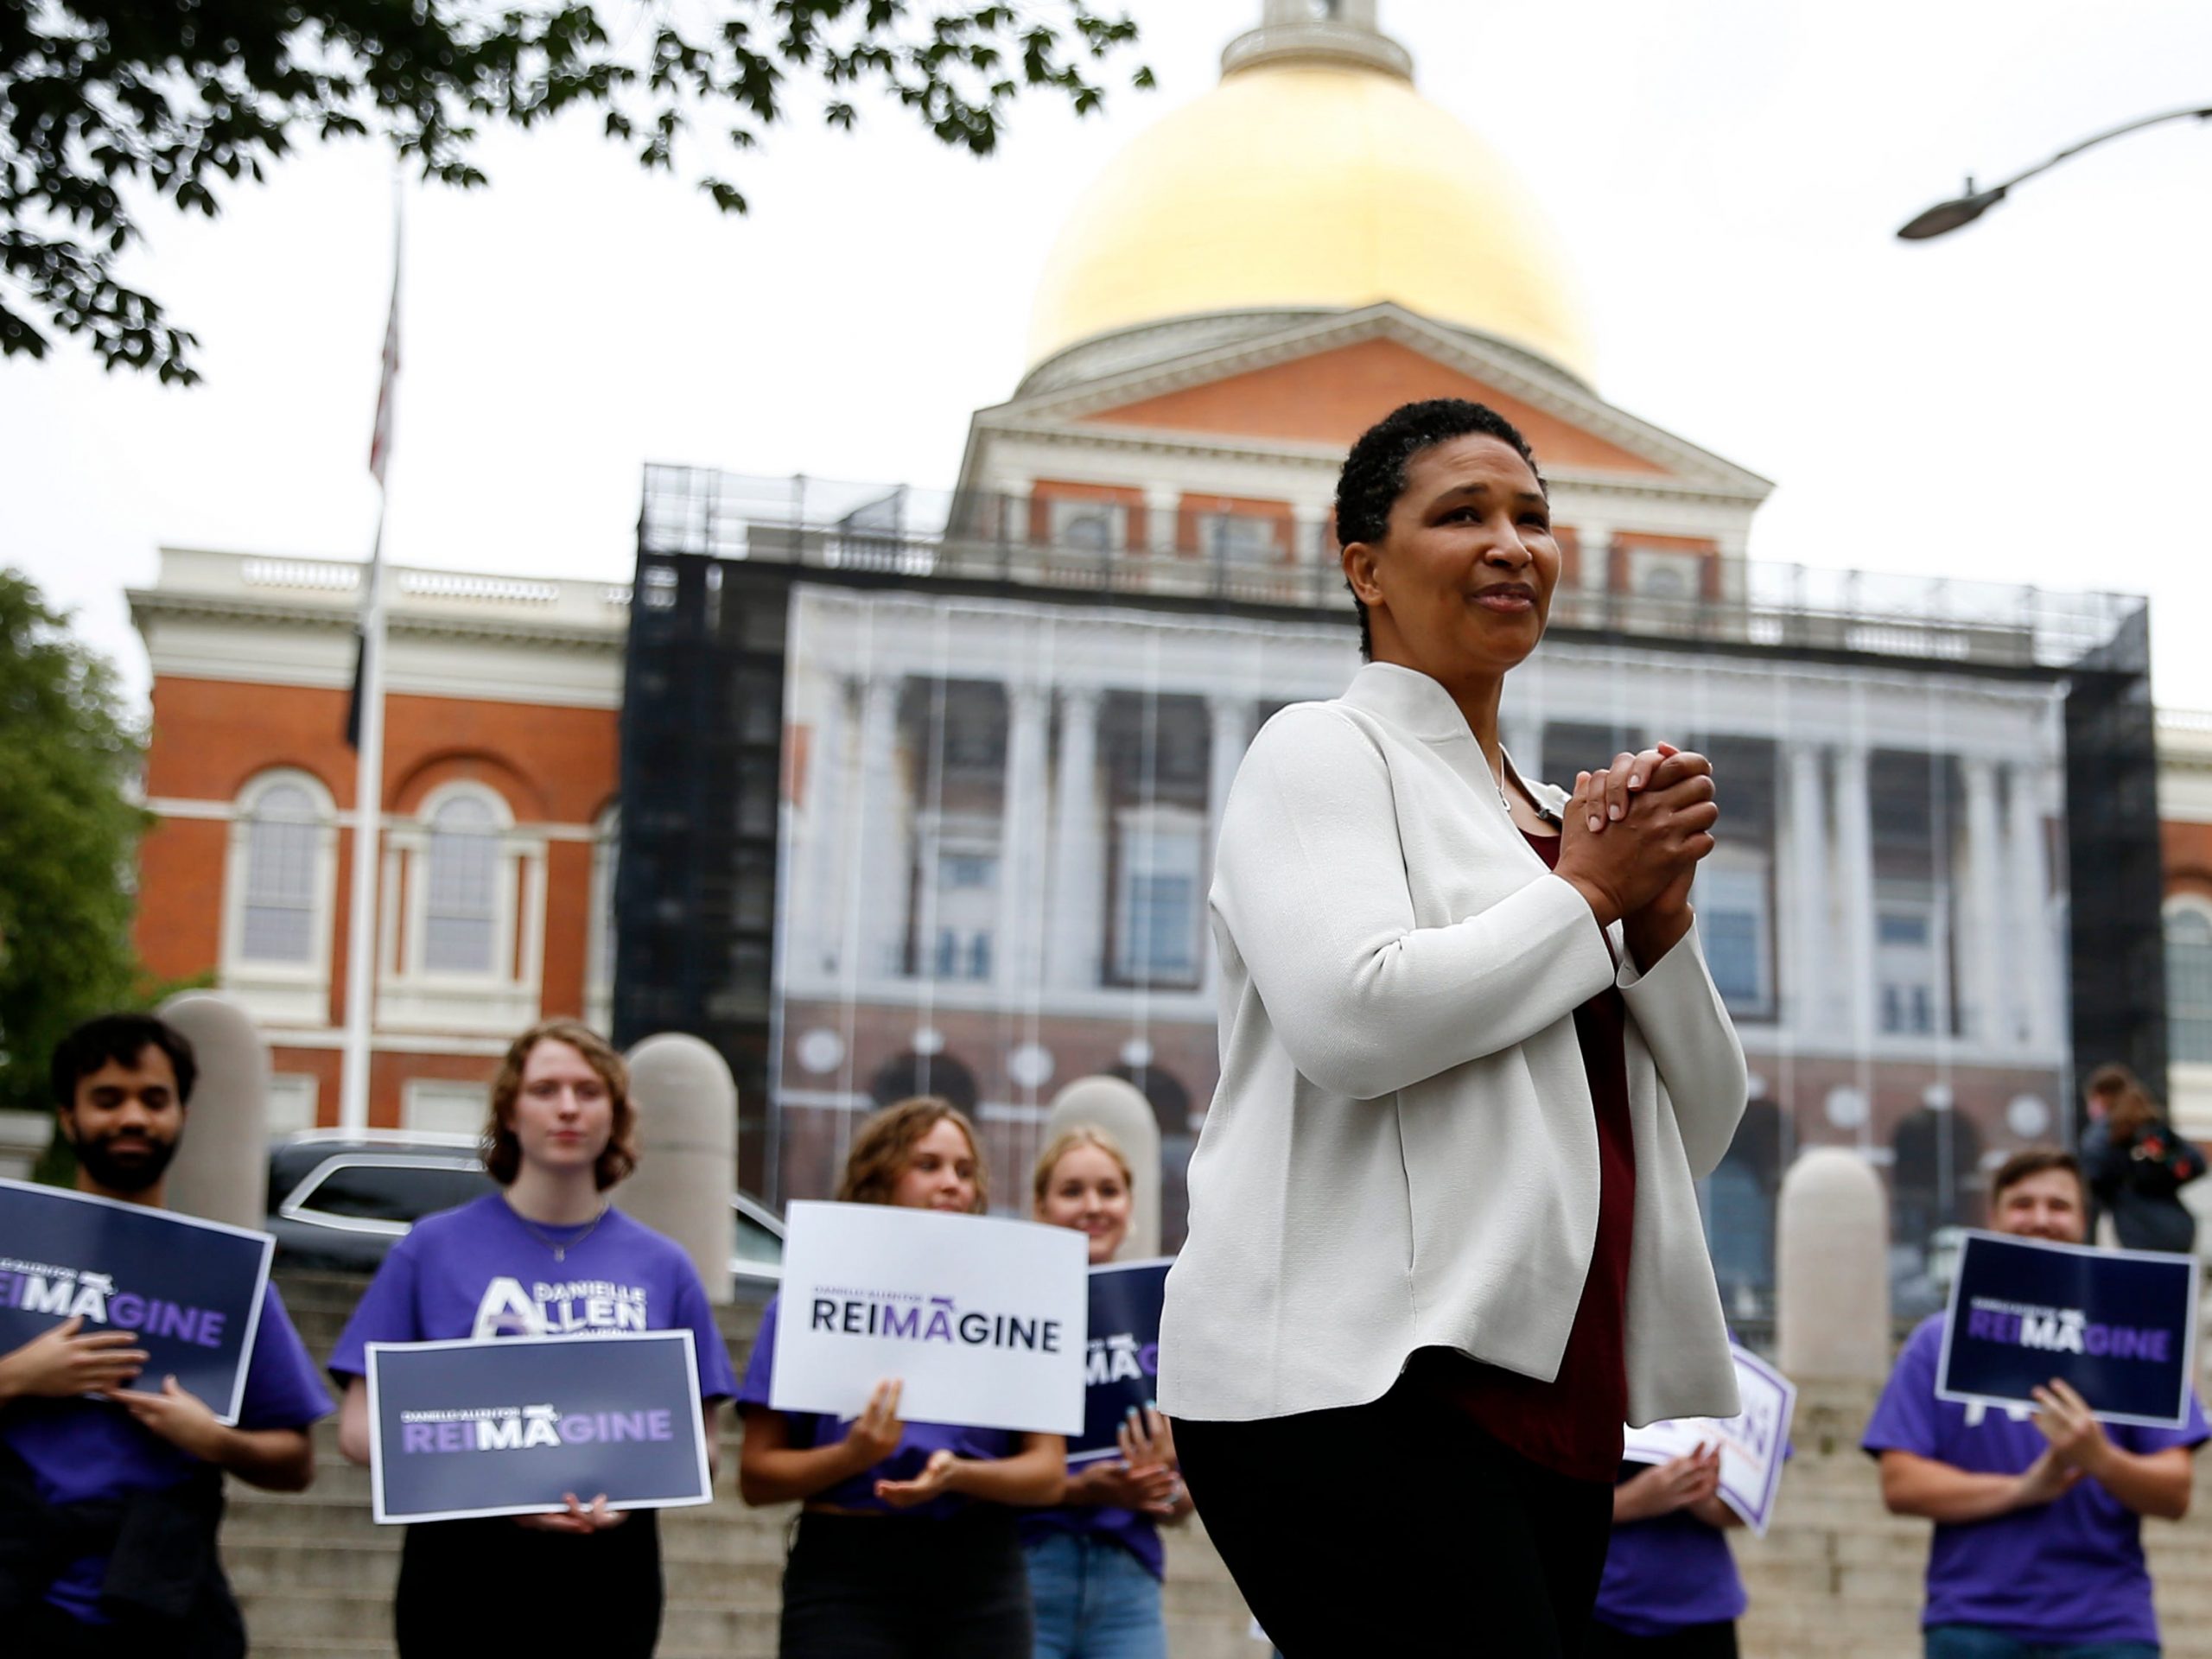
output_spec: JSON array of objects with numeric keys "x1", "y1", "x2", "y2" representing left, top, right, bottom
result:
[
  {"x1": 2078, "y1": 1065, "x2": 2203, "y2": 1255},
  {"x1": 330, "y1": 1020, "x2": 735, "y2": 1658},
  {"x1": 737, "y1": 1096, "x2": 1067, "y2": 1658},
  {"x1": 1866, "y1": 1147, "x2": 2208, "y2": 1659},
  {"x1": 0, "y1": 1013, "x2": 331, "y2": 1657},
  {"x1": 1022, "y1": 1128, "x2": 1191, "y2": 1659},
  {"x1": 1162, "y1": 399, "x2": 1745, "y2": 1656}
]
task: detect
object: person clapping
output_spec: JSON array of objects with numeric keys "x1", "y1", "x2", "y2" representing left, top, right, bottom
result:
[{"x1": 736, "y1": 1098, "x2": 1065, "y2": 1657}]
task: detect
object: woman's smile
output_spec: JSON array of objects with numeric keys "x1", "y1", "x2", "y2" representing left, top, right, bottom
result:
[{"x1": 1472, "y1": 582, "x2": 1537, "y2": 615}]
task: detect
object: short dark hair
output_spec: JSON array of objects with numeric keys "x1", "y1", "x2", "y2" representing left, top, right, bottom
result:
[
  {"x1": 1989, "y1": 1146, "x2": 2082, "y2": 1210},
  {"x1": 51, "y1": 1013, "x2": 198, "y2": 1110},
  {"x1": 1333, "y1": 398, "x2": 1547, "y2": 661}
]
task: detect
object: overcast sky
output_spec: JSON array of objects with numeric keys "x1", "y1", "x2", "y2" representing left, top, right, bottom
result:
[{"x1": 6, "y1": 0, "x2": 2209, "y2": 712}]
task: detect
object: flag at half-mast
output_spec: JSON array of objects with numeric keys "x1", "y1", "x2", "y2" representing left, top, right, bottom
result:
[
  {"x1": 347, "y1": 250, "x2": 399, "y2": 747},
  {"x1": 369, "y1": 256, "x2": 399, "y2": 488}
]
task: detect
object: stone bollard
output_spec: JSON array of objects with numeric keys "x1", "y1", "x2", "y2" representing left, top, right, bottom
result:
[
  {"x1": 156, "y1": 991, "x2": 270, "y2": 1230},
  {"x1": 1044, "y1": 1077, "x2": 1161, "y2": 1260},
  {"x1": 624, "y1": 1034, "x2": 737, "y2": 1305},
  {"x1": 1776, "y1": 1146, "x2": 1891, "y2": 1382}
]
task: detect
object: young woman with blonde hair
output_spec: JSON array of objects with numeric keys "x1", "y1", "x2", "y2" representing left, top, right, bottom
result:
[
  {"x1": 330, "y1": 1019, "x2": 737, "y2": 1656},
  {"x1": 737, "y1": 1096, "x2": 1066, "y2": 1656},
  {"x1": 1023, "y1": 1126, "x2": 1187, "y2": 1659}
]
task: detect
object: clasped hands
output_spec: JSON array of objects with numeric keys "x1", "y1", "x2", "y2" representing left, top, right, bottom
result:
[
  {"x1": 1555, "y1": 742, "x2": 1719, "y2": 968},
  {"x1": 2011, "y1": 1378, "x2": 2109, "y2": 1508}
]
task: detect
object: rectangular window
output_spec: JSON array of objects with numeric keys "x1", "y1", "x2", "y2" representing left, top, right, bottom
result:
[
  {"x1": 2167, "y1": 911, "x2": 2212, "y2": 1065},
  {"x1": 242, "y1": 816, "x2": 318, "y2": 963},
  {"x1": 1198, "y1": 512, "x2": 1280, "y2": 563},
  {"x1": 424, "y1": 828, "x2": 499, "y2": 974},
  {"x1": 1113, "y1": 808, "x2": 1204, "y2": 986},
  {"x1": 1694, "y1": 858, "x2": 1771, "y2": 1019},
  {"x1": 1128, "y1": 873, "x2": 1196, "y2": 978},
  {"x1": 1876, "y1": 903, "x2": 1940, "y2": 1035},
  {"x1": 1048, "y1": 499, "x2": 1126, "y2": 552}
]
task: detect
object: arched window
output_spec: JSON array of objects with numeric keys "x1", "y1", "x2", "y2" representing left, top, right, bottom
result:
[
  {"x1": 423, "y1": 793, "x2": 500, "y2": 975},
  {"x1": 221, "y1": 769, "x2": 338, "y2": 1023},
  {"x1": 2166, "y1": 902, "x2": 2212, "y2": 1065},
  {"x1": 382, "y1": 779, "x2": 543, "y2": 1038},
  {"x1": 240, "y1": 783, "x2": 322, "y2": 963},
  {"x1": 869, "y1": 1051, "x2": 979, "y2": 1112}
]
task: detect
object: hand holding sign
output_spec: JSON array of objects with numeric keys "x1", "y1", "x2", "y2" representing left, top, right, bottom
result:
[
  {"x1": 0, "y1": 1314, "x2": 148, "y2": 1399},
  {"x1": 1616, "y1": 1443, "x2": 1721, "y2": 1522},
  {"x1": 876, "y1": 1447, "x2": 961, "y2": 1510},
  {"x1": 2012, "y1": 1446, "x2": 2086, "y2": 1510},
  {"x1": 515, "y1": 1492, "x2": 630, "y2": 1534},
  {"x1": 841, "y1": 1379, "x2": 906, "y2": 1469},
  {"x1": 2031, "y1": 1378, "x2": 2114, "y2": 1477},
  {"x1": 107, "y1": 1373, "x2": 226, "y2": 1460}
]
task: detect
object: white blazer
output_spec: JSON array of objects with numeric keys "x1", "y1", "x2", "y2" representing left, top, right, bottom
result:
[{"x1": 1158, "y1": 662, "x2": 1747, "y2": 1428}]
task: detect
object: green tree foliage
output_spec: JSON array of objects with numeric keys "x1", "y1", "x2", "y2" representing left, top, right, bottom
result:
[
  {"x1": 1, "y1": 0, "x2": 1149, "y2": 382},
  {"x1": 0, "y1": 569, "x2": 154, "y2": 1135}
]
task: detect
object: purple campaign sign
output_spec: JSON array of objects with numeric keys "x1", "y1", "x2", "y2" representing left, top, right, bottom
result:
[
  {"x1": 1071, "y1": 1259, "x2": 1169, "y2": 1466},
  {"x1": 367, "y1": 1331, "x2": 714, "y2": 1523},
  {"x1": 1938, "y1": 1230, "x2": 2201, "y2": 1429},
  {"x1": 0, "y1": 1176, "x2": 272, "y2": 1426}
]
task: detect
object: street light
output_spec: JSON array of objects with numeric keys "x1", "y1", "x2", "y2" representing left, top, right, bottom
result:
[{"x1": 1897, "y1": 104, "x2": 2212, "y2": 241}]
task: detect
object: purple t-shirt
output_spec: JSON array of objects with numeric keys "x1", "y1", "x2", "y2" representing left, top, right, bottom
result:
[
  {"x1": 737, "y1": 1295, "x2": 1019, "y2": 1520},
  {"x1": 1, "y1": 1281, "x2": 333, "y2": 1624},
  {"x1": 329, "y1": 1194, "x2": 737, "y2": 1402},
  {"x1": 1592, "y1": 1482, "x2": 1746, "y2": 1637},
  {"x1": 1863, "y1": 1313, "x2": 2209, "y2": 1645},
  {"x1": 1019, "y1": 1485, "x2": 1167, "y2": 1580}
]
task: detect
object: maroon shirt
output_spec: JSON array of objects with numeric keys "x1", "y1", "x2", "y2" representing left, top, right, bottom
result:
[{"x1": 1408, "y1": 829, "x2": 1634, "y2": 1484}]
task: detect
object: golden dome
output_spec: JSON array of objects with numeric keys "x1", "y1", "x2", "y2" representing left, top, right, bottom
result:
[{"x1": 1025, "y1": 59, "x2": 1596, "y2": 383}]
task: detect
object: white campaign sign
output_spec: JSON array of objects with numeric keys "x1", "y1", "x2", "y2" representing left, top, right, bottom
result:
[
  {"x1": 769, "y1": 1201, "x2": 1087, "y2": 1434},
  {"x1": 1621, "y1": 1344, "x2": 1797, "y2": 1535}
]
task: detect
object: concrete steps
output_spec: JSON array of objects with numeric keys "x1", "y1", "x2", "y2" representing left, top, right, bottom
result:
[
  {"x1": 223, "y1": 1275, "x2": 2212, "y2": 1656},
  {"x1": 225, "y1": 1272, "x2": 1260, "y2": 1658}
]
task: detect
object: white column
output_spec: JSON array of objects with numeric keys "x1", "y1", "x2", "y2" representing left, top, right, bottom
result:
[
  {"x1": 2007, "y1": 763, "x2": 2056, "y2": 1050},
  {"x1": 1783, "y1": 746, "x2": 1831, "y2": 1035},
  {"x1": 802, "y1": 675, "x2": 853, "y2": 976},
  {"x1": 1578, "y1": 524, "x2": 1614, "y2": 593},
  {"x1": 1143, "y1": 489, "x2": 1181, "y2": 556},
  {"x1": 1049, "y1": 688, "x2": 1105, "y2": 992},
  {"x1": 1205, "y1": 696, "x2": 1257, "y2": 995},
  {"x1": 1834, "y1": 744, "x2": 1878, "y2": 1048},
  {"x1": 1960, "y1": 758, "x2": 2007, "y2": 1046},
  {"x1": 855, "y1": 675, "x2": 911, "y2": 979},
  {"x1": 997, "y1": 681, "x2": 1051, "y2": 993},
  {"x1": 1289, "y1": 502, "x2": 1332, "y2": 565}
]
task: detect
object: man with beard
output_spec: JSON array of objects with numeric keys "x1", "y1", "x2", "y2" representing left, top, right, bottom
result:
[{"x1": 0, "y1": 1013, "x2": 332, "y2": 1656}]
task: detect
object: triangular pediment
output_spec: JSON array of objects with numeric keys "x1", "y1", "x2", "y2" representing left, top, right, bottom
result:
[
  {"x1": 1084, "y1": 336, "x2": 1669, "y2": 474},
  {"x1": 965, "y1": 305, "x2": 1770, "y2": 499}
]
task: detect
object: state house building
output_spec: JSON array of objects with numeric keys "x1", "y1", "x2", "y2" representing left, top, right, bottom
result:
[{"x1": 130, "y1": 0, "x2": 2175, "y2": 1325}]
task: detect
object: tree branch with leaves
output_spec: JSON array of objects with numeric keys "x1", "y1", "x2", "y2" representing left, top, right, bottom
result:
[{"x1": 0, "y1": 0, "x2": 1150, "y2": 382}]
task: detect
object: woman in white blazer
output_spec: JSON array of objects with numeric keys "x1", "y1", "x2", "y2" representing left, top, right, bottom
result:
[{"x1": 1160, "y1": 398, "x2": 1747, "y2": 1656}]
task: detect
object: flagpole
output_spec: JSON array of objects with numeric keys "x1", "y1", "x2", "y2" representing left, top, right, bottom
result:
[
  {"x1": 338, "y1": 525, "x2": 388, "y2": 1134},
  {"x1": 340, "y1": 198, "x2": 401, "y2": 1135}
]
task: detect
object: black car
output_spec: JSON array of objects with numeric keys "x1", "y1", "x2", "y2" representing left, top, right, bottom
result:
[{"x1": 264, "y1": 1130, "x2": 785, "y2": 1283}]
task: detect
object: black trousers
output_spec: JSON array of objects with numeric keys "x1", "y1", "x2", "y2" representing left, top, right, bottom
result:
[
  {"x1": 394, "y1": 1512, "x2": 663, "y2": 1656},
  {"x1": 779, "y1": 1509, "x2": 1033, "y2": 1658},
  {"x1": 22, "y1": 1605, "x2": 127, "y2": 1658},
  {"x1": 1176, "y1": 1381, "x2": 1614, "y2": 1657},
  {"x1": 1583, "y1": 1619, "x2": 1740, "y2": 1658}
]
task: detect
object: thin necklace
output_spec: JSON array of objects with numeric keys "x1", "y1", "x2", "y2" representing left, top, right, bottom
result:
[
  {"x1": 1487, "y1": 747, "x2": 1515, "y2": 820},
  {"x1": 505, "y1": 1195, "x2": 609, "y2": 1262}
]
